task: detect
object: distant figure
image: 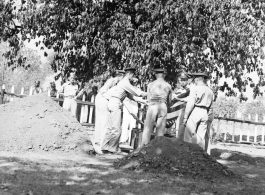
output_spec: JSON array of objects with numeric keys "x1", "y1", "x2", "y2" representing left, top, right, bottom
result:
[
  {"x1": 33, "y1": 81, "x2": 42, "y2": 95},
  {"x1": 59, "y1": 73, "x2": 84, "y2": 116},
  {"x1": 49, "y1": 81, "x2": 57, "y2": 98},
  {"x1": 59, "y1": 79, "x2": 65, "y2": 107}
]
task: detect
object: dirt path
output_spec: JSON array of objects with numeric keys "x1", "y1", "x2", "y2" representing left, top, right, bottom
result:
[{"x1": 0, "y1": 149, "x2": 264, "y2": 195}]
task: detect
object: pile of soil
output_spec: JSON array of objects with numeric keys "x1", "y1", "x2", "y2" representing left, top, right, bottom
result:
[
  {"x1": 114, "y1": 137, "x2": 237, "y2": 181},
  {"x1": 0, "y1": 94, "x2": 88, "y2": 153}
]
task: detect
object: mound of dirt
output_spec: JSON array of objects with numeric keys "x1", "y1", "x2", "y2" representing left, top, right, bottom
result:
[
  {"x1": 114, "y1": 137, "x2": 237, "y2": 181},
  {"x1": 0, "y1": 93, "x2": 89, "y2": 153}
]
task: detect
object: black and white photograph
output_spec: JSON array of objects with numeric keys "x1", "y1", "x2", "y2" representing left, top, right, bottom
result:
[{"x1": 0, "y1": 0, "x2": 265, "y2": 194}]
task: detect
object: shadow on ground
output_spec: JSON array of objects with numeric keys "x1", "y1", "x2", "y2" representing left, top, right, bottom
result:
[{"x1": 0, "y1": 151, "x2": 264, "y2": 195}]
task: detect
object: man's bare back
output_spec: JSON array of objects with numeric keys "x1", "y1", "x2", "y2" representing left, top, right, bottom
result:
[{"x1": 148, "y1": 79, "x2": 172, "y2": 106}]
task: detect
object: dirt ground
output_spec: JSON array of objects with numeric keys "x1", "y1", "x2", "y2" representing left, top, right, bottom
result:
[
  {"x1": 1, "y1": 95, "x2": 265, "y2": 195},
  {"x1": 0, "y1": 143, "x2": 265, "y2": 195}
]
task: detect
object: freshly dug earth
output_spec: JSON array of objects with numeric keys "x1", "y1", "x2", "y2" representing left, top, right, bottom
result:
[
  {"x1": 114, "y1": 137, "x2": 237, "y2": 181},
  {"x1": 0, "y1": 93, "x2": 88, "y2": 153}
]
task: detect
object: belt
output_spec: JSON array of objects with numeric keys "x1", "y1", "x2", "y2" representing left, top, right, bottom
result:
[
  {"x1": 149, "y1": 99, "x2": 167, "y2": 103},
  {"x1": 65, "y1": 95, "x2": 75, "y2": 99},
  {"x1": 195, "y1": 105, "x2": 209, "y2": 110}
]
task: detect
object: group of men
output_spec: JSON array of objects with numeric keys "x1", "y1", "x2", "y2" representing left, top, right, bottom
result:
[{"x1": 91, "y1": 67, "x2": 214, "y2": 155}]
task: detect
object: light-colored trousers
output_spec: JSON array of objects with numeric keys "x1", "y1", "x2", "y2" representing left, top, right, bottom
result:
[
  {"x1": 102, "y1": 98, "x2": 122, "y2": 152},
  {"x1": 205, "y1": 120, "x2": 213, "y2": 155},
  {"x1": 176, "y1": 107, "x2": 185, "y2": 139},
  {"x1": 120, "y1": 99, "x2": 138, "y2": 143},
  {"x1": 63, "y1": 98, "x2": 77, "y2": 116},
  {"x1": 93, "y1": 93, "x2": 109, "y2": 147},
  {"x1": 141, "y1": 102, "x2": 167, "y2": 146},
  {"x1": 183, "y1": 107, "x2": 208, "y2": 150}
]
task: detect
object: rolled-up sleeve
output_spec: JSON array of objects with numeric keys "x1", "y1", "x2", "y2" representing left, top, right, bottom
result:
[{"x1": 120, "y1": 79, "x2": 146, "y2": 97}]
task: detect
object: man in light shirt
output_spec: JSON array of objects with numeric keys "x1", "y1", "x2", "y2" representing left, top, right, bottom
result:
[
  {"x1": 60, "y1": 72, "x2": 84, "y2": 116},
  {"x1": 101, "y1": 67, "x2": 147, "y2": 154},
  {"x1": 92, "y1": 70, "x2": 125, "y2": 154},
  {"x1": 182, "y1": 72, "x2": 214, "y2": 151}
]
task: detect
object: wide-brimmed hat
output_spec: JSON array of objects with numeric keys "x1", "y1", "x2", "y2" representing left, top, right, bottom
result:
[
  {"x1": 154, "y1": 68, "x2": 166, "y2": 73},
  {"x1": 124, "y1": 67, "x2": 137, "y2": 72},
  {"x1": 192, "y1": 72, "x2": 210, "y2": 79},
  {"x1": 179, "y1": 72, "x2": 191, "y2": 80},
  {"x1": 116, "y1": 70, "x2": 125, "y2": 75}
]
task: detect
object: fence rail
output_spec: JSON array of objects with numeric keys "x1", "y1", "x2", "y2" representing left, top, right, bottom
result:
[{"x1": 1, "y1": 84, "x2": 265, "y2": 145}]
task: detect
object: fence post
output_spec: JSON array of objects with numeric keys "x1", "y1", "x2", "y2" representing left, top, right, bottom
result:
[
  {"x1": 254, "y1": 114, "x2": 258, "y2": 143},
  {"x1": 239, "y1": 115, "x2": 243, "y2": 142},
  {"x1": 88, "y1": 94, "x2": 95, "y2": 124},
  {"x1": 29, "y1": 87, "x2": 33, "y2": 96},
  {"x1": 138, "y1": 104, "x2": 144, "y2": 129},
  {"x1": 247, "y1": 114, "x2": 251, "y2": 142},
  {"x1": 232, "y1": 114, "x2": 235, "y2": 142},
  {"x1": 261, "y1": 118, "x2": 265, "y2": 145},
  {"x1": 10, "y1": 85, "x2": 15, "y2": 102},
  {"x1": 217, "y1": 117, "x2": 221, "y2": 138},
  {"x1": 0, "y1": 84, "x2": 5, "y2": 104},
  {"x1": 79, "y1": 94, "x2": 86, "y2": 123},
  {"x1": 224, "y1": 114, "x2": 229, "y2": 141},
  {"x1": 21, "y1": 87, "x2": 24, "y2": 95}
]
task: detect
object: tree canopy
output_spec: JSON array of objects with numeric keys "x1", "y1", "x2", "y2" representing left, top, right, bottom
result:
[{"x1": 1, "y1": 0, "x2": 265, "y2": 100}]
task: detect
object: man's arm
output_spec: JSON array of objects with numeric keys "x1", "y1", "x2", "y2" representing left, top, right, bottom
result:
[{"x1": 121, "y1": 79, "x2": 147, "y2": 97}]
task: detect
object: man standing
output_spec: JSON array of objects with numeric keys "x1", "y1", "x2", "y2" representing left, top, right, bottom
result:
[
  {"x1": 203, "y1": 77, "x2": 214, "y2": 154},
  {"x1": 59, "y1": 72, "x2": 84, "y2": 116},
  {"x1": 182, "y1": 72, "x2": 214, "y2": 151},
  {"x1": 49, "y1": 81, "x2": 57, "y2": 98},
  {"x1": 141, "y1": 67, "x2": 172, "y2": 147},
  {"x1": 33, "y1": 81, "x2": 42, "y2": 95},
  {"x1": 120, "y1": 78, "x2": 139, "y2": 145},
  {"x1": 172, "y1": 72, "x2": 190, "y2": 139},
  {"x1": 101, "y1": 67, "x2": 147, "y2": 154},
  {"x1": 92, "y1": 70, "x2": 125, "y2": 154}
]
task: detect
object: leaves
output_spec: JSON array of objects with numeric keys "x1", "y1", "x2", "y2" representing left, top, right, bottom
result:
[{"x1": 1, "y1": 0, "x2": 265, "y2": 97}]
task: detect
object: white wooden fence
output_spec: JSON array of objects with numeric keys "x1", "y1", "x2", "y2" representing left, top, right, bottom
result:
[
  {"x1": 1, "y1": 84, "x2": 265, "y2": 145},
  {"x1": 0, "y1": 84, "x2": 96, "y2": 126}
]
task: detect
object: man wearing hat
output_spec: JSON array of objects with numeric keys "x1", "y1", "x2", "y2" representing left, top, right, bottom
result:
[
  {"x1": 171, "y1": 72, "x2": 191, "y2": 139},
  {"x1": 140, "y1": 67, "x2": 172, "y2": 147},
  {"x1": 92, "y1": 70, "x2": 125, "y2": 154},
  {"x1": 100, "y1": 67, "x2": 147, "y2": 154},
  {"x1": 182, "y1": 72, "x2": 214, "y2": 151}
]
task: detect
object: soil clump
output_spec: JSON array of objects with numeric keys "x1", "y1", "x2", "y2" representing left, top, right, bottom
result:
[
  {"x1": 114, "y1": 137, "x2": 238, "y2": 181},
  {"x1": 0, "y1": 93, "x2": 88, "y2": 153}
]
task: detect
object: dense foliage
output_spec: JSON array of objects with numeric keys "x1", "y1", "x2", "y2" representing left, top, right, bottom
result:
[{"x1": 1, "y1": 0, "x2": 265, "y2": 100}]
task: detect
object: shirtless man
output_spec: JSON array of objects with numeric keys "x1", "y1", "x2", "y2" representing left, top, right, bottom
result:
[{"x1": 141, "y1": 67, "x2": 172, "y2": 147}]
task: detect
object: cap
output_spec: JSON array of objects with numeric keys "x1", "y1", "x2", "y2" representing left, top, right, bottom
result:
[
  {"x1": 192, "y1": 72, "x2": 210, "y2": 79},
  {"x1": 179, "y1": 72, "x2": 190, "y2": 79},
  {"x1": 124, "y1": 67, "x2": 137, "y2": 72}
]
